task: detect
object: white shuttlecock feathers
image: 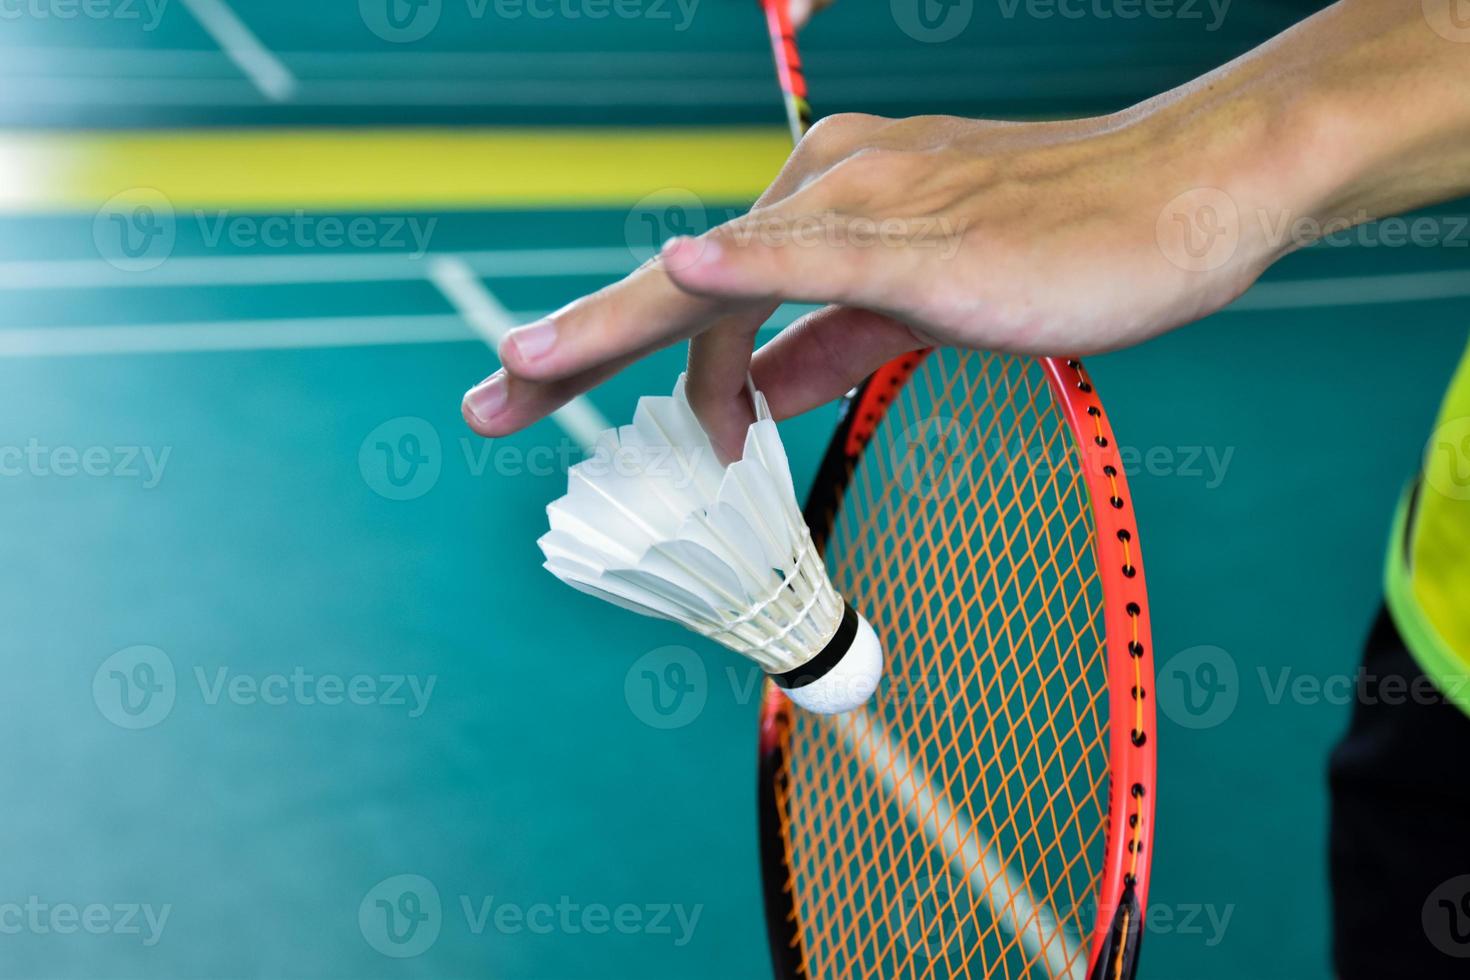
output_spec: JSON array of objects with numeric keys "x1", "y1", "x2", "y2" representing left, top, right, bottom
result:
[{"x1": 538, "y1": 375, "x2": 883, "y2": 714}]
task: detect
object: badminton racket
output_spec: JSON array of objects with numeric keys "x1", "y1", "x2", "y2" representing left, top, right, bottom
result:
[{"x1": 753, "y1": 4, "x2": 1158, "y2": 978}]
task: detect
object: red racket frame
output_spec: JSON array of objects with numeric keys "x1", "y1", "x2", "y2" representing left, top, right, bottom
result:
[{"x1": 756, "y1": 353, "x2": 1157, "y2": 980}]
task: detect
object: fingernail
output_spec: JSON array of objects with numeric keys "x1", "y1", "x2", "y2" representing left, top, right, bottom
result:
[
  {"x1": 503, "y1": 318, "x2": 556, "y2": 362},
  {"x1": 463, "y1": 371, "x2": 508, "y2": 425},
  {"x1": 661, "y1": 235, "x2": 720, "y2": 271}
]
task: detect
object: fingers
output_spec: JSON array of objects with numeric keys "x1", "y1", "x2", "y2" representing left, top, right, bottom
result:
[
  {"x1": 495, "y1": 259, "x2": 745, "y2": 388},
  {"x1": 685, "y1": 303, "x2": 778, "y2": 462},
  {"x1": 462, "y1": 359, "x2": 626, "y2": 438},
  {"x1": 661, "y1": 211, "x2": 925, "y2": 317},
  {"x1": 749, "y1": 305, "x2": 927, "y2": 420},
  {"x1": 786, "y1": 0, "x2": 814, "y2": 28}
]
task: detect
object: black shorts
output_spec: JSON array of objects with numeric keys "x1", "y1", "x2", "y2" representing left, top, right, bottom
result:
[{"x1": 1328, "y1": 607, "x2": 1470, "y2": 975}]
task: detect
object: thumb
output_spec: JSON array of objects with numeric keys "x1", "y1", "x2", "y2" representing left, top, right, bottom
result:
[{"x1": 660, "y1": 214, "x2": 921, "y2": 314}]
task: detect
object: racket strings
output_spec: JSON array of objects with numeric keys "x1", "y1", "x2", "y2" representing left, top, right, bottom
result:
[{"x1": 776, "y1": 351, "x2": 1111, "y2": 980}]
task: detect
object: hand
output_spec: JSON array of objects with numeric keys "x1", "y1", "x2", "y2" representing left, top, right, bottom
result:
[{"x1": 463, "y1": 105, "x2": 1289, "y2": 458}]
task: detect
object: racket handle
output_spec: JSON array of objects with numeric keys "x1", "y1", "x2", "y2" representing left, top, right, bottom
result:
[{"x1": 760, "y1": 0, "x2": 812, "y2": 143}]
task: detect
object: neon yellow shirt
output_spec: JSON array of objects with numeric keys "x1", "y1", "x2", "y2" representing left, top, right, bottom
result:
[{"x1": 1386, "y1": 340, "x2": 1470, "y2": 710}]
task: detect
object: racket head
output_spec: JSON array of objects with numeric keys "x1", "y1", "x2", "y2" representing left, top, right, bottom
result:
[{"x1": 758, "y1": 351, "x2": 1156, "y2": 980}]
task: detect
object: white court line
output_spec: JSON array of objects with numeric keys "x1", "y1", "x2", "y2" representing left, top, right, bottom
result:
[
  {"x1": 827, "y1": 708, "x2": 1086, "y2": 980},
  {"x1": 0, "y1": 307, "x2": 814, "y2": 358},
  {"x1": 180, "y1": 0, "x2": 296, "y2": 102},
  {"x1": 0, "y1": 248, "x2": 636, "y2": 291},
  {"x1": 1230, "y1": 270, "x2": 1470, "y2": 310},
  {"x1": 428, "y1": 255, "x2": 610, "y2": 451},
  {"x1": 0, "y1": 315, "x2": 469, "y2": 357},
  {"x1": 2, "y1": 249, "x2": 1469, "y2": 314}
]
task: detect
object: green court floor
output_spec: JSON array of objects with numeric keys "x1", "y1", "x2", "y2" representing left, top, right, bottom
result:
[{"x1": 2, "y1": 3, "x2": 1468, "y2": 978}]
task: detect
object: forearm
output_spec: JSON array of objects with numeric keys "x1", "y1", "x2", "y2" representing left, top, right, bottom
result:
[{"x1": 1134, "y1": 0, "x2": 1470, "y2": 260}]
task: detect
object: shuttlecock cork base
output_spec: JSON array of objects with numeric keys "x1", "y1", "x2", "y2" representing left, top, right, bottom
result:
[
  {"x1": 538, "y1": 374, "x2": 884, "y2": 715},
  {"x1": 769, "y1": 601, "x2": 884, "y2": 715}
]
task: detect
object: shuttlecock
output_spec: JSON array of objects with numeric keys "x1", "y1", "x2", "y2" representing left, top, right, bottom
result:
[{"x1": 538, "y1": 374, "x2": 883, "y2": 714}]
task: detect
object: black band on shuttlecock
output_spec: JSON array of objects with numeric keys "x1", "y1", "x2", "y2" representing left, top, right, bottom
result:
[{"x1": 771, "y1": 601, "x2": 858, "y2": 690}]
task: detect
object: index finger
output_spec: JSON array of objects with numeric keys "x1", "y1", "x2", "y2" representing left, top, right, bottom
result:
[{"x1": 494, "y1": 256, "x2": 735, "y2": 383}]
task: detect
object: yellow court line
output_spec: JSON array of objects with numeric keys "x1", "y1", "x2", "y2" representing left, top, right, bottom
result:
[{"x1": 0, "y1": 127, "x2": 791, "y2": 211}]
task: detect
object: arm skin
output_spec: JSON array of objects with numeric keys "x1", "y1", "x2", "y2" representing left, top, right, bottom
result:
[{"x1": 463, "y1": 0, "x2": 1470, "y2": 459}]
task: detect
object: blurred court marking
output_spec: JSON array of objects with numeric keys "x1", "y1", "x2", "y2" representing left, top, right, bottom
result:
[
  {"x1": 429, "y1": 255, "x2": 610, "y2": 449},
  {"x1": 0, "y1": 130, "x2": 788, "y2": 211},
  {"x1": 180, "y1": 0, "x2": 297, "y2": 102},
  {"x1": 0, "y1": 316, "x2": 470, "y2": 357},
  {"x1": 828, "y1": 708, "x2": 1085, "y2": 980},
  {"x1": 3, "y1": 245, "x2": 1468, "y2": 309},
  {"x1": 0, "y1": 43, "x2": 1214, "y2": 111},
  {"x1": 0, "y1": 249, "x2": 637, "y2": 290},
  {"x1": 1231, "y1": 270, "x2": 1470, "y2": 310}
]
